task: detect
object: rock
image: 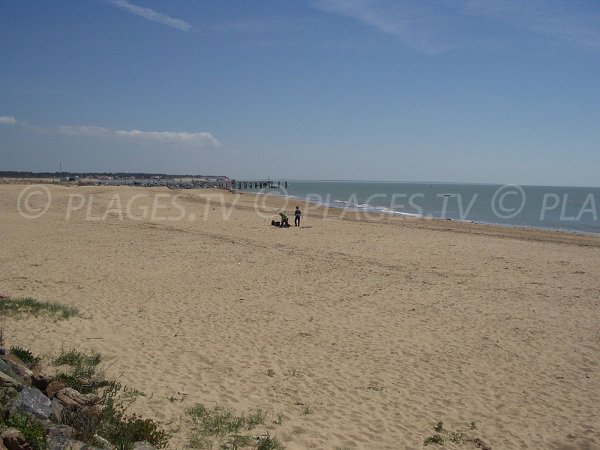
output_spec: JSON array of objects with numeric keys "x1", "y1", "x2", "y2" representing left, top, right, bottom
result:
[
  {"x1": 18, "y1": 385, "x2": 52, "y2": 420},
  {"x1": 132, "y1": 442, "x2": 157, "y2": 450},
  {"x1": 473, "y1": 438, "x2": 492, "y2": 450},
  {"x1": 82, "y1": 404, "x2": 103, "y2": 421},
  {"x1": 46, "y1": 423, "x2": 75, "y2": 439},
  {"x1": 51, "y1": 397, "x2": 102, "y2": 425},
  {"x1": 0, "y1": 438, "x2": 7, "y2": 450},
  {"x1": 32, "y1": 374, "x2": 52, "y2": 393},
  {"x1": 1, "y1": 428, "x2": 33, "y2": 450},
  {"x1": 2, "y1": 355, "x2": 26, "y2": 367},
  {"x1": 0, "y1": 371, "x2": 23, "y2": 392},
  {"x1": 46, "y1": 380, "x2": 67, "y2": 399},
  {"x1": 0, "y1": 360, "x2": 21, "y2": 383},
  {"x1": 0, "y1": 371, "x2": 23, "y2": 410},
  {"x1": 55, "y1": 388, "x2": 100, "y2": 409},
  {"x1": 51, "y1": 397, "x2": 66, "y2": 422},
  {"x1": 2, "y1": 391, "x2": 22, "y2": 418},
  {"x1": 47, "y1": 435, "x2": 103, "y2": 450},
  {"x1": 2, "y1": 356, "x2": 33, "y2": 385},
  {"x1": 0, "y1": 386, "x2": 19, "y2": 405},
  {"x1": 92, "y1": 434, "x2": 113, "y2": 449}
]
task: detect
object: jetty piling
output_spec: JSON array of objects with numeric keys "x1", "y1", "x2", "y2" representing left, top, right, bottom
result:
[{"x1": 229, "y1": 180, "x2": 288, "y2": 190}]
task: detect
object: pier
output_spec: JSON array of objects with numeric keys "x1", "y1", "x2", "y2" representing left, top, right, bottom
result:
[
  {"x1": 229, "y1": 179, "x2": 288, "y2": 190},
  {"x1": 0, "y1": 171, "x2": 291, "y2": 192}
]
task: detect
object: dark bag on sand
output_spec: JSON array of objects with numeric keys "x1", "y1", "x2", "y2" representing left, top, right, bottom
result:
[{"x1": 271, "y1": 220, "x2": 281, "y2": 227}]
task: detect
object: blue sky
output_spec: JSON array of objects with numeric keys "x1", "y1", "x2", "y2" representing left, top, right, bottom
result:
[{"x1": 1, "y1": 0, "x2": 599, "y2": 185}]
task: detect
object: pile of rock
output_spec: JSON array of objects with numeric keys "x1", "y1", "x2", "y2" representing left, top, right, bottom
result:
[{"x1": 0, "y1": 352, "x2": 156, "y2": 450}]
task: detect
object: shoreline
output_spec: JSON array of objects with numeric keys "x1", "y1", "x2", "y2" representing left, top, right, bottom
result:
[
  {"x1": 258, "y1": 190, "x2": 600, "y2": 239},
  {"x1": 3, "y1": 177, "x2": 599, "y2": 237},
  {"x1": 250, "y1": 190, "x2": 600, "y2": 248}
]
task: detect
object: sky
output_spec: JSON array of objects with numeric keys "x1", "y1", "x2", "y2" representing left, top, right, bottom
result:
[{"x1": 1, "y1": 0, "x2": 599, "y2": 186}]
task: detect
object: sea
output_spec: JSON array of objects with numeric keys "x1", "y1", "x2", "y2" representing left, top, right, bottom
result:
[{"x1": 253, "y1": 181, "x2": 600, "y2": 235}]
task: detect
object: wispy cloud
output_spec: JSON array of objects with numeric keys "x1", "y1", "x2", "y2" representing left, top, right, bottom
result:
[
  {"x1": 1, "y1": 116, "x2": 219, "y2": 147},
  {"x1": 58, "y1": 125, "x2": 219, "y2": 146},
  {"x1": 0, "y1": 116, "x2": 17, "y2": 125},
  {"x1": 461, "y1": 0, "x2": 600, "y2": 49},
  {"x1": 311, "y1": 0, "x2": 600, "y2": 52},
  {"x1": 311, "y1": 0, "x2": 464, "y2": 54},
  {"x1": 108, "y1": 0, "x2": 192, "y2": 32}
]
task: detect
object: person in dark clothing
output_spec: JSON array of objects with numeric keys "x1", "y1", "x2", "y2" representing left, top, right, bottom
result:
[{"x1": 294, "y1": 206, "x2": 302, "y2": 227}]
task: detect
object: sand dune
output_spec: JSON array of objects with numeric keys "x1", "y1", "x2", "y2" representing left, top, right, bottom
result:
[{"x1": 1, "y1": 184, "x2": 599, "y2": 449}]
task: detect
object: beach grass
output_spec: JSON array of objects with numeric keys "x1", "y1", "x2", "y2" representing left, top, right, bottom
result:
[
  {"x1": 423, "y1": 421, "x2": 481, "y2": 447},
  {"x1": 3, "y1": 412, "x2": 48, "y2": 450},
  {"x1": 9, "y1": 345, "x2": 41, "y2": 367},
  {"x1": 0, "y1": 297, "x2": 79, "y2": 320},
  {"x1": 186, "y1": 403, "x2": 284, "y2": 449},
  {"x1": 51, "y1": 348, "x2": 111, "y2": 394},
  {"x1": 53, "y1": 348, "x2": 102, "y2": 368},
  {"x1": 48, "y1": 347, "x2": 169, "y2": 448}
]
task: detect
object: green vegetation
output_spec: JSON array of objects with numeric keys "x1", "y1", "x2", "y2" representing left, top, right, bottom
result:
[
  {"x1": 0, "y1": 339, "x2": 288, "y2": 450},
  {"x1": 187, "y1": 404, "x2": 265, "y2": 436},
  {"x1": 53, "y1": 348, "x2": 101, "y2": 367},
  {"x1": 9, "y1": 346, "x2": 41, "y2": 367},
  {"x1": 283, "y1": 368, "x2": 298, "y2": 378},
  {"x1": 52, "y1": 348, "x2": 112, "y2": 394},
  {"x1": 256, "y1": 434, "x2": 285, "y2": 450},
  {"x1": 424, "y1": 421, "x2": 483, "y2": 447},
  {"x1": 448, "y1": 431, "x2": 467, "y2": 444},
  {"x1": 301, "y1": 406, "x2": 313, "y2": 415},
  {"x1": 99, "y1": 401, "x2": 170, "y2": 450},
  {"x1": 3, "y1": 412, "x2": 48, "y2": 450},
  {"x1": 0, "y1": 297, "x2": 79, "y2": 320},
  {"x1": 186, "y1": 403, "x2": 284, "y2": 449},
  {"x1": 122, "y1": 386, "x2": 146, "y2": 399},
  {"x1": 49, "y1": 348, "x2": 169, "y2": 449},
  {"x1": 0, "y1": 346, "x2": 167, "y2": 449},
  {"x1": 424, "y1": 434, "x2": 445, "y2": 446}
]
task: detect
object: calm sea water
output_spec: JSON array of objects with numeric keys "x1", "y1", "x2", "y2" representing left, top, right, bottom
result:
[{"x1": 254, "y1": 181, "x2": 600, "y2": 235}]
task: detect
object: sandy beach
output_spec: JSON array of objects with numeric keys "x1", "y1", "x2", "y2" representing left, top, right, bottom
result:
[{"x1": 1, "y1": 183, "x2": 599, "y2": 449}]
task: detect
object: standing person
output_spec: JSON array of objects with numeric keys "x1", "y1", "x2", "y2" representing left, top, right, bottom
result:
[{"x1": 294, "y1": 206, "x2": 302, "y2": 227}]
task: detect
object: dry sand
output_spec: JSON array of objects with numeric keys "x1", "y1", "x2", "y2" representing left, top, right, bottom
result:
[{"x1": 1, "y1": 184, "x2": 599, "y2": 449}]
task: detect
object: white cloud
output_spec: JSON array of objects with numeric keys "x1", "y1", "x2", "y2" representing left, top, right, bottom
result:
[
  {"x1": 58, "y1": 125, "x2": 111, "y2": 137},
  {"x1": 0, "y1": 116, "x2": 17, "y2": 125},
  {"x1": 115, "y1": 129, "x2": 219, "y2": 145},
  {"x1": 1, "y1": 118, "x2": 218, "y2": 146},
  {"x1": 108, "y1": 0, "x2": 192, "y2": 32},
  {"x1": 58, "y1": 125, "x2": 220, "y2": 146}
]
